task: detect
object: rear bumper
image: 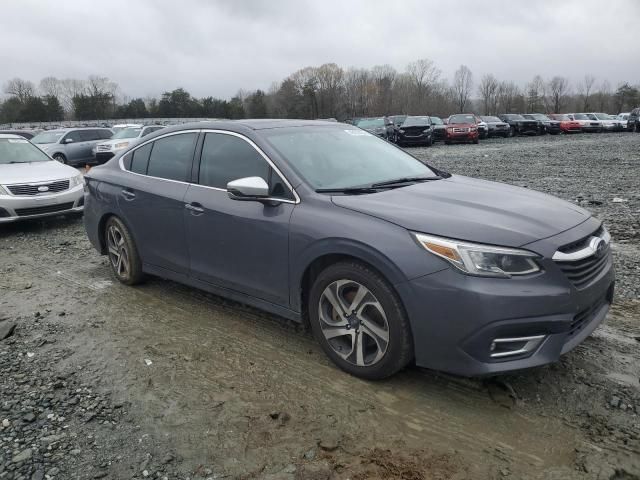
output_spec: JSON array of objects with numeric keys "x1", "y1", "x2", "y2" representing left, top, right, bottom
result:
[
  {"x1": 397, "y1": 240, "x2": 615, "y2": 376},
  {"x1": 0, "y1": 185, "x2": 84, "y2": 223}
]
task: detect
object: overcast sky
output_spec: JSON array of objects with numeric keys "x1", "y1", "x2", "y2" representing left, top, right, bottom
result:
[{"x1": 1, "y1": 0, "x2": 638, "y2": 100}]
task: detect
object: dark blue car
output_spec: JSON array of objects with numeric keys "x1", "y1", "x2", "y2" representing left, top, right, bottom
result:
[{"x1": 84, "y1": 120, "x2": 614, "y2": 379}]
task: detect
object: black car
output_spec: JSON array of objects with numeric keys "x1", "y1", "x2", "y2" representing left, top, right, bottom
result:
[
  {"x1": 480, "y1": 116, "x2": 510, "y2": 138},
  {"x1": 628, "y1": 107, "x2": 640, "y2": 133},
  {"x1": 354, "y1": 117, "x2": 395, "y2": 141},
  {"x1": 429, "y1": 116, "x2": 446, "y2": 142},
  {"x1": 0, "y1": 130, "x2": 36, "y2": 140},
  {"x1": 389, "y1": 115, "x2": 407, "y2": 128},
  {"x1": 394, "y1": 116, "x2": 433, "y2": 147},
  {"x1": 522, "y1": 114, "x2": 561, "y2": 135},
  {"x1": 499, "y1": 114, "x2": 539, "y2": 136}
]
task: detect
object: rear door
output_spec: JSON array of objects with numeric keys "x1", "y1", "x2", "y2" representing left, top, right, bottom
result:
[
  {"x1": 117, "y1": 131, "x2": 198, "y2": 277},
  {"x1": 183, "y1": 131, "x2": 296, "y2": 306}
]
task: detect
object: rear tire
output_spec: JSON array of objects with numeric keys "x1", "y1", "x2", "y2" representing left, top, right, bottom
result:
[
  {"x1": 308, "y1": 261, "x2": 413, "y2": 380},
  {"x1": 105, "y1": 216, "x2": 144, "y2": 285},
  {"x1": 53, "y1": 153, "x2": 67, "y2": 164}
]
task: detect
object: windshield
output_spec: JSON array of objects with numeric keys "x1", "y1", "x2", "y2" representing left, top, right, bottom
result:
[
  {"x1": 263, "y1": 127, "x2": 437, "y2": 190},
  {"x1": 111, "y1": 128, "x2": 142, "y2": 139},
  {"x1": 481, "y1": 116, "x2": 501, "y2": 122},
  {"x1": 355, "y1": 118, "x2": 385, "y2": 129},
  {"x1": 552, "y1": 114, "x2": 571, "y2": 121},
  {"x1": 594, "y1": 113, "x2": 611, "y2": 120},
  {"x1": 529, "y1": 114, "x2": 550, "y2": 120},
  {"x1": 430, "y1": 117, "x2": 443, "y2": 125},
  {"x1": 449, "y1": 114, "x2": 476, "y2": 124},
  {"x1": 31, "y1": 131, "x2": 64, "y2": 144},
  {"x1": 401, "y1": 116, "x2": 431, "y2": 127},
  {"x1": 586, "y1": 114, "x2": 599, "y2": 120},
  {"x1": 503, "y1": 114, "x2": 525, "y2": 120},
  {"x1": 0, "y1": 138, "x2": 51, "y2": 164},
  {"x1": 574, "y1": 114, "x2": 589, "y2": 120}
]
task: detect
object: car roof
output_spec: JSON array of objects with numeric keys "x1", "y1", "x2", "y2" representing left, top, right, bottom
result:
[
  {"x1": 150, "y1": 119, "x2": 347, "y2": 136},
  {"x1": 36, "y1": 127, "x2": 112, "y2": 133}
]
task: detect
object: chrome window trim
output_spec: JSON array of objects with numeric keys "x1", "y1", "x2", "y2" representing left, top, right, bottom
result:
[
  {"x1": 118, "y1": 129, "x2": 300, "y2": 204},
  {"x1": 552, "y1": 228, "x2": 611, "y2": 262}
]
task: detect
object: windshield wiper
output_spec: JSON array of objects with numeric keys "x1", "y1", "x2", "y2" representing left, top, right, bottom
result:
[
  {"x1": 371, "y1": 176, "x2": 442, "y2": 188},
  {"x1": 315, "y1": 186, "x2": 381, "y2": 194}
]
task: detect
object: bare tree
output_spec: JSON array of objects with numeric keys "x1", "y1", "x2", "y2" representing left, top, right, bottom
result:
[
  {"x1": 39, "y1": 76, "x2": 62, "y2": 98},
  {"x1": 595, "y1": 80, "x2": 612, "y2": 112},
  {"x1": 525, "y1": 75, "x2": 546, "y2": 113},
  {"x1": 315, "y1": 63, "x2": 344, "y2": 118},
  {"x1": 478, "y1": 74, "x2": 499, "y2": 115},
  {"x1": 59, "y1": 78, "x2": 86, "y2": 114},
  {"x1": 497, "y1": 81, "x2": 521, "y2": 113},
  {"x1": 452, "y1": 65, "x2": 473, "y2": 113},
  {"x1": 406, "y1": 58, "x2": 441, "y2": 112},
  {"x1": 577, "y1": 75, "x2": 596, "y2": 111},
  {"x1": 4, "y1": 78, "x2": 35, "y2": 102},
  {"x1": 371, "y1": 64, "x2": 396, "y2": 114},
  {"x1": 547, "y1": 76, "x2": 570, "y2": 113}
]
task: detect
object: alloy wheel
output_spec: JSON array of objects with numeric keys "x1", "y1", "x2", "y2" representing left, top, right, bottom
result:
[
  {"x1": 107, "y1": 224, "x2": 130, "y2": 278},
  {"x1": 318, "y1": 279, "x2": 390, "y2": 367}
]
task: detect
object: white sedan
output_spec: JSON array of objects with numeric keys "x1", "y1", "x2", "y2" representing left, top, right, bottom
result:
[{"x1": 0, "y1": 134, "x2": 84, "y2": 223}]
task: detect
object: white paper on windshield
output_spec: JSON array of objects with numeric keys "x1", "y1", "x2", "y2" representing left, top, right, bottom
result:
[
  {"x1": 344, "y1": 130, "x2": 369, "y2": 136},
  {"x1": 7, "y1": 139, "x2": 28, "y2": 143}
]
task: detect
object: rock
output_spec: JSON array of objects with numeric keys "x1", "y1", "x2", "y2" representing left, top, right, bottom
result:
[
  {"x1": 12, "y1": 448, "x2": 33, "y2": 463},
  {"x1": 303, "y1": 448, "x2": 317, "y2": 460},
  {"x1": 142, "y1": 470, "x2": 150, "y2": 477},
  {"x1": 2, "y1": 419, "x2": 10, "y2": 428},
  {"x1": 269, "y1": 411, "x2": 280, "y2": 420},
  {"x1": 319, "y1": 432, "x2": 341, "y2": 451},
  {"x1": 612, "y1": 197, "x2": 627, "y2": 203},
  {"x1": 0, "y1": 321, "x2": 16, "y2": 341},
  {"x1": 47, "y1": 467, "x2": 60, "y2": 477},
  {"x1": 70, "y1": 448, "x2": 81, "y2": 455},
  {"x1": 31, "y1": 470, "x2": 45, "y2": 480},
  {"x1": 610, "y1": 396, "x2": 621, "y2": 408},
  {"x1": 22, "y1": 412, "x2": 36, "y2": 423}
]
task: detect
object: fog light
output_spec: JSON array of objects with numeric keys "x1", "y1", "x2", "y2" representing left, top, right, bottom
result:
[{"x1": 489, "y1": 335, "x2": 545, "y2": 359}]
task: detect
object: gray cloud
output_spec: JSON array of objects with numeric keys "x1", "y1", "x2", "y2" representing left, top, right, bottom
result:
[{"x1": 1, "y1": 0, "x2": 638, "y2": 99}]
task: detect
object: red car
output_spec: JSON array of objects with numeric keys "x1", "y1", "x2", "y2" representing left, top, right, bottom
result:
[
  {"x1": 444, "y1": 114, "x2": 480, "y2": 144},
  {"x1": 548, "y1": 114, "x2": 582, "y2": 133}
]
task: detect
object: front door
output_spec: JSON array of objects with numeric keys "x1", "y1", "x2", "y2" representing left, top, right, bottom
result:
[{"x1": 183, "y1": 132, "x2": 296, "y2": 306}]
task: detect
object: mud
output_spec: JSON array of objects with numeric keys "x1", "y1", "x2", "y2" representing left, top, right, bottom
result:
[{"x1": 1, "y1": 133, "x2": 639, "y2": 479}]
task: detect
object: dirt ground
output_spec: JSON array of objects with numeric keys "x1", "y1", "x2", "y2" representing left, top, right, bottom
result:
[{"x1": 1, "y1": 133, "x2": 639, "y2": 480}]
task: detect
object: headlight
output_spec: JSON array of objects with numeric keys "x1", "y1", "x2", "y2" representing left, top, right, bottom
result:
[
  {"x1": 114, "y1": 142, "x2": 129, "y2": 150},
  {"x1": 69, "y1": 174, "x2": 85, "y2": 188},
  {"x1": 447, "y1": 127, "x2": 454, "y2": 132},
  {"x1": 412, "y1": 232, "x2": 541, "y2": 278},
  {"x1": 470, "y1": 127, "x2": 477, "y2": 132}
]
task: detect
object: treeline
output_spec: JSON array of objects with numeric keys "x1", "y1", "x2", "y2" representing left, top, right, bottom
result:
[{"x1": 2, "y1": 60, "x2": 639, "y2": 124}]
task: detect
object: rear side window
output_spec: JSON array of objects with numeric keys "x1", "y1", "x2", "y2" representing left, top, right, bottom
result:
[
  {"x1": 199, "y1": 133, "x2": 270, "y2": 189},
  {"x1": 146, "y1": 133, "x2": 196, "y2": 181},
  {"x1": 130, "y1": 142, "x2": 153, "y2": 174}
]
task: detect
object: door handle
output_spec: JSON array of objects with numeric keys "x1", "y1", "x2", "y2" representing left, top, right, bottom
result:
[
  {"x1": 185, "y1": 202, "x2": 204, "y2": 213},
  {"x1": 121, "y1": 189, "x2": 136, "y2": 200}
]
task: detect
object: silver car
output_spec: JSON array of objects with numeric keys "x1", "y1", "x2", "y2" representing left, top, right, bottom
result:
[
  {"x1": 0, "y1": 134, "x2": 84, "y2": 223},
  {"x1": 92, "y1": 125, "x2": 164, "y2": 164},
  {"x1": 30, "y1": 127, "x2": 113, "y2": 166}
]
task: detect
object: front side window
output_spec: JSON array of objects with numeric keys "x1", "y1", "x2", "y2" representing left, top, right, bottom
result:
[
  {"x1": 31, "y1": 131, "x2": 64, "y2": 144},
  {"x1": 62, "y1": 131, "x2": 80, "y2": 143},
  {"x1": 146, "y1": 133, "x2": 197, "y2": 181},
  {"x1": 263, "y1": 126, "x2": 437, "y2": 190}
]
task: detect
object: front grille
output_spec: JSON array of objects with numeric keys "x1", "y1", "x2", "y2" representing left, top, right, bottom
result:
[
  {"x1": 15, "y1": 202, "x2": 75, "y2": 217},
  {"x1": 555, "y1": 251, "x2": 610, "y2": 289},
  {"x1": 568, "y1": 296, "x2": 607, "y2": 338},
  {"x1": 6, "y1": 180, "x2": 70, "y2": 196},
  {"x1": 558, "y1": 226, "x2": 603, "y2": 254},
  {"x1": 453, "y1": 127, "x2": 469, "y2": 133}
]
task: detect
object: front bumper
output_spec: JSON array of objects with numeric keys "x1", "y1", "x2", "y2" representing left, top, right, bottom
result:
[
  {"x1": 398, "y1": 134, "x2": 431, "y2": 145},
  {"x1": 0, "y1": 185, "x2": 84, "y2": 223},
  {"x1": 397, "y1": 223, "x2": 615, "y2": 376},
  {"x1": 445, "y1": 131, "x2": 479, "y2": 142}
]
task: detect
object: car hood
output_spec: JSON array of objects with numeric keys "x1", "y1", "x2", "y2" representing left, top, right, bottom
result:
[
  {"x1": 331, "y1": 175, "x2": 591, "y2": 247},
  {"x1": 97, "y1": 138, "x2": 135, "y2": 147},
  {"x1": 34, "y1": 143, "x2": 58, "y2": 150},
  {"x1": 1, "y1": 161, "x2": 79, "y2": 185}
]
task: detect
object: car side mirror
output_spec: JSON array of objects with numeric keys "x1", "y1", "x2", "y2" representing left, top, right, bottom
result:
[
  {"x1": 227, "y1": 176, "x2": 269, "y2": 201},
  {"x1": 64, "y1": 138, "x2": 74, "y2": 144}
]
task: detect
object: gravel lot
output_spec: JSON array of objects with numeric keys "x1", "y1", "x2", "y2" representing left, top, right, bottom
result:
[{"x1": 0, "y1": 133, "x2": 639, "y2": 480}]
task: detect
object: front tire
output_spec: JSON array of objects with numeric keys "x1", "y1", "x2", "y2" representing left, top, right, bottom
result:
[
  {"x1": 105, "y1": 217, "x2": 144, "y2": 285},
  {"x1": 53, "y1": 153, "x2": 67, "y2": 164},
  {"x1": 308, "y1": 261, "x2": 413, "y2": 380}
]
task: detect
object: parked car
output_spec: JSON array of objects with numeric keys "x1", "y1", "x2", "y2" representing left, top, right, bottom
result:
[
  {"x1": 616, "y1": 113, "x2": 630, "y2": 131},
  {"x1": 429, "y1": 116, "x2": 447, "y2": 142},
  {"x1": 0, "y1": 130, "x2": 37, "y2": 140},
  {"x1": 394, "y1": 116, "x2": 433, "y2": 147},
  {"x1": 93, "y1": 125, "x2": 164, "y2": 164},
  {"x1": 498, "y1": 114, "x2": 539, "y2": 136},
  {"x1": 0, "y1": 134, "x2": 84, "y2": 223},
  {"x1": 111, "y1": 124, "x2": 141, "y2": 134},
  {"x1": 83, "y1": 120, "x2": 614, "y2": 379},
  {"x1": 548, "y1": 114, "x2": 583, "y2": 133},
  {"x1": 30, "y1": 128, "x2": 113, "y2": 166},
  {"x1": 480, "y1": 116, "x2": 510, "y2": 138},
  {"x1": 628, "y1": 108, "x2": 640, "y2": 132},
  {"x1": 522, "y1": 114, "x2": 562, "y2": 135},
  {"x1": 354, "y1": 117, "x2": 395, "y2": 141},
  {"x1": 568, "y1": 114, "x2": 603, "y2": 133},
  {"x1": 586, "y1": 113, "x2": 623, "y2": 132},
  {"x1": 444, "y1": 114, "x2": 479, "y2": 144},
  {"x1": 389, "y1": 115, "x2": 407, "y2": 128},
  {"x1": 475, "y1": 117, "x2": 489, "y2": 139}
]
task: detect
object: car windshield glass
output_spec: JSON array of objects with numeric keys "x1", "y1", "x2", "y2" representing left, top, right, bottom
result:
[
  {"x1": 449, "y1": 114, "x2": 475, "y2": 124},
  {"x1": 554, "y1": 114, "x2": 570, "y2": 120},
  {"x1": 112, "y1": 128, "x2": 142, "y2": 139},
  {"x1": 594, "y1": 113, "x2": 610, "y2": 120},
  {"x1": 402, "y1": 116, "x2": 430, "y2": 127},
  {"x1": 263, "y1": 126, "x2": 437, "y2": 190},
  {"x1": 586, "y1": 114, "x2": 598, "y2": 120},
  {"x1": 31, "y1": 131, "x2": 64, "y2": 144},
  {"x1": 481, "y1": 116, "x2": 501, "y2": 122},
  {"x1": 574, "y1": 114, "x2": 589, "y2": 120},
  {"x1": 504, "y1": 114, "x2": 525, "y2": 120},
  {"x1": 430, "y1": 117, "x2": 443, "y2": 125},
  {"x1": 355, "y1": 118, "x2": 384, "y2": 128},
  {"x1": 0, "y1": 138, "x2": 51, "y2": 164},
  {"x1": 531, "y1": 114, "x2": 549, "y2": 120}
]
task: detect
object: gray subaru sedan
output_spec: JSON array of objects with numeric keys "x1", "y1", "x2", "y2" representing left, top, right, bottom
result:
[{"x1": 83, "y1": 120, "x2": 614, "y2": 380}]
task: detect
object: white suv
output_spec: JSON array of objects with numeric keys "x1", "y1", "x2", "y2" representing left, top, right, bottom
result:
[{"x1": 93, "y1": 125, "x2": 164, "y2": 164}]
